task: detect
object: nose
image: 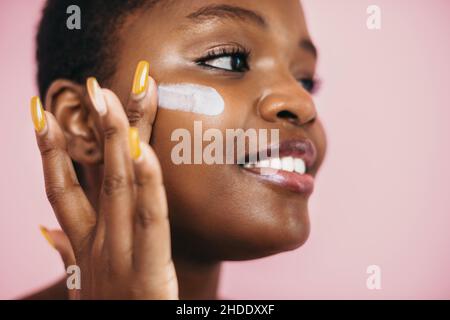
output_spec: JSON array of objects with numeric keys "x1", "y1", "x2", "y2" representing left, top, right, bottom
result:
[{"x1": 257, "y1": 81, "x2": 317, "y2": 127}]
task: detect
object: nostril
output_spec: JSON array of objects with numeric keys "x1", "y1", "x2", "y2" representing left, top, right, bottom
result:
[{"x1": 277, "y1": 110, "x2": 297, "y2": 120}]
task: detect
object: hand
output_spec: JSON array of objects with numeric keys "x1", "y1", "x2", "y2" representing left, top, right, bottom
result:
[{"x1": 31, "y1": 61, "x2": 178, "y2": 299}]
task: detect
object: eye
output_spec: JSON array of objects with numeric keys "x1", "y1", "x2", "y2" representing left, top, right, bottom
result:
[
  {"x1": 197, "y1": 47, "x2": 250, "y2": 73},
  {"x1": 203, "y1": 55, "x2": 248, "y2": 72},
  {"x1": 298, "y1": 78, "x2": 320, "y2": 94}
]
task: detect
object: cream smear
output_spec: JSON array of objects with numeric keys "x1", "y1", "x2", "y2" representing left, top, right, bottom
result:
[{"x1": 157, "y1": 83, "x2": 224, "y2": 116}]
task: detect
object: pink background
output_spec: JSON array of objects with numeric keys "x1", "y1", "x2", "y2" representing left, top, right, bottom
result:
[{"x1": 1, "y1": 0, "x2": 450, "y2": 299}]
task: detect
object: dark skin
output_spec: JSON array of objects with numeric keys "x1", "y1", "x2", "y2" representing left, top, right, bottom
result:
[{"x1": 26, "y1": 0, "x2": 326, "y2": 299}]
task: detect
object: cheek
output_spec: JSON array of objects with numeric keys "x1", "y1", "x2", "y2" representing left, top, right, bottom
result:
[
  {"x1": 150, "y1": 112, "x2": 311, "y2": 259},
  {"x1": 157, "y1": 83, "x2": 225, "y2": 116}
]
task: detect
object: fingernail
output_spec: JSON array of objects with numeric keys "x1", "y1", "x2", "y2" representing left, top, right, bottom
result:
[
  {"x1": 87, "y1": 77, "x2": 107, "y2": 116},
  {"x1": 132, "y1": 60, "x2": 150, "y2": 96},
  {"x1": 30, "y1": 96, "x2": 46, "y2": 132},
  {"x1": 128, "y1": 127, "x2": 142, "y2": 160},
  {"x1": 39, "y1": 225, "x2": 55, "y2": 249}
]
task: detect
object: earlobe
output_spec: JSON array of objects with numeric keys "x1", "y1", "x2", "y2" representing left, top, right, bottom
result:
[{"x1": 45, "y1": 79, "x2": 103, "y2": 165}]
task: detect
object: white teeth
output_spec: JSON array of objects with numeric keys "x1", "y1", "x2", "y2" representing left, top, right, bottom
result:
[
  {"x1": 294, "y1": 158, "x2": 306, "y2": 174},
  {"x1": 270, "y1": 158, "x2": 282, "y2": 170},
  {"x1": 256, "y1": 159, "x2": 270, "y2": 168},
  {"x1": 281, "y1": 157, "x2": 294, "y2": 172},
  {"x1": 243, "y1": 157, "x2": 307, "y2": 174}
]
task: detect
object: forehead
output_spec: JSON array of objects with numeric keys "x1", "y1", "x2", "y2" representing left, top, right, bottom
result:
[{"x1": 145, "y1": 0, "x2": 308, "y2": 37}]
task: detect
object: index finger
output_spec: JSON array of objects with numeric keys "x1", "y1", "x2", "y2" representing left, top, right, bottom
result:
[
  {"x1": 125, "y1": 60, "x2": 157, "y2": 145},
  {"x1": 31, "y1": 96, "x2": 96, "y2": 250}
]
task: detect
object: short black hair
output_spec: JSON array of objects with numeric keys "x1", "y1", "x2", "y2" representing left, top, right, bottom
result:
[
  {"x1": 36, "y1": 0, "x2": 161, "y2": 98},
  {"x1": 36, "y1": 0, "x2": 159, "y2": 186}
]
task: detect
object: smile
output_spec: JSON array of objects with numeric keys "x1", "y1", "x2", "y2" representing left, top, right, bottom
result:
[
  {"x1": 242, "y1": 157, "x2": 306, "y2": 174},
  {"x1": 239, "y1": 139, "x2": 317, "y2": 195}
]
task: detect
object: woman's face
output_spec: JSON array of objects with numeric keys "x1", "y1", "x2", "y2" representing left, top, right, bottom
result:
[{"x1": 109, "y1": 0, "x2": 326, "y2": 261}]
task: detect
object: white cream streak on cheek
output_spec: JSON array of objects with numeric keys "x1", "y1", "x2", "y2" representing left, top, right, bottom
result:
[{"x1": 157, "y1": 83, "x2": 224, "y2": 116}]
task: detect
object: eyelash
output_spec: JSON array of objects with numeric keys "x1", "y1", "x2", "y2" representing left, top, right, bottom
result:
[
  {"x1": 196, "y1": 46, "x2": 251, "y2": 73},
  {"x1": 196, "y1": 46, "x2": 319, "y2": 94}
]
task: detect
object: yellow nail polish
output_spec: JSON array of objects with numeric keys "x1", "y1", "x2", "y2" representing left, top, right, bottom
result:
[
  {"x1": 128, "y1": 127, "x2": 141, "y2": 160},
  {"x1": 132, "y1": 60, "x2": 150, "y2": 95},
  {"x1": 39, "y1": 225, "x2": 55, "y2": 249},
  {"x1": 30, "y1": 96, "x2": 46, "y2": 132}
]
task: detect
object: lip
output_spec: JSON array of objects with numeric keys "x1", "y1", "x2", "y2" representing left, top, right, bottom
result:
[
  {"x1": 238, "y1": 139, "x2": 317, "y2": 195},
  {"x1": 240, "y1": 167, "x2": 315, "y2": 194}
]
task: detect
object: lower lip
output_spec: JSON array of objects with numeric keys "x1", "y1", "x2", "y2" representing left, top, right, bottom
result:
[{"x1": 239, "y1": 166, "x2": 315, "y2": 195}]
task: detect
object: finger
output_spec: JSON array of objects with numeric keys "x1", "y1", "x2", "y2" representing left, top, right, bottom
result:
[
  {"x1": 125, "y1": 60, "x2": 157, "y2": 144},
  {"x1": 31, "y1": 97, "x2": 95, "y2": 250},
  {"x1": 131, "y1": 141, "x2": 172, "y2": 273},
  {"x1": 40, "y1": 226, "x2": 79, "y2": 299},
  {"x1": 86, "y1": 78, "x2": 135, "y2": 270},
  {"x1": 41, "y1": 227, "x2": 76, "y2": 269},
  {"x1": 46, "y1": 229, "x2": 80, "y2": 299}
]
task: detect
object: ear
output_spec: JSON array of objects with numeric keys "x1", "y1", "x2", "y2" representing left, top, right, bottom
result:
[{"x1": 44, "y1": 79, "x2": 102, "y2": 165}]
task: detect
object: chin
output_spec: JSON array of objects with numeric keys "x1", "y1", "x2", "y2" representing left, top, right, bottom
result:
[
  {"x1": 223, "y1": 186, "x2": 312, "y2": 260},
  {"x1": 184, "y1": 204, "x2": 311, "y2": 262},
  {"x1": 229, "y1": 208, "x2": 311, "y2": 261}
]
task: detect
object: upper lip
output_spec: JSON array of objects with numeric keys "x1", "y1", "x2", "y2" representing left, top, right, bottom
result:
[{"x1": 239, "y1": 138, "x2": 317, "y2": 170}]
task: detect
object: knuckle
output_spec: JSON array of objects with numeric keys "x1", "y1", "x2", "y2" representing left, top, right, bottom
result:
[
  {"x1": 103, "y1": 125, "x2": 119, "y2": 141},
  {"x1": 102, "y1": 173, "x2": 129, "y2": 196},
  {"x1": 135, "y1": 206, "x2": 162, "y2": 228},
  {"x1": 136, "y1": 207, "x2": 154, "y2": 228},
  {"x1": 38, "y1": 138, "x2": 59, "y2": 160},
  {"x1": 136, "y1": 172, "x2": 154, "y2": 188},
  {"x1": 45, "y1": 182, "x2": 82, "y2": 207},
  {"x1": 126, "y1": 108, "x2": 144, "y2": 126},
  {"x1": 45, "y1": 185, "x2": 66, "y2": 207},
  {"x1": 103, "y1": 115, "x2": 128, "y2": 141}
]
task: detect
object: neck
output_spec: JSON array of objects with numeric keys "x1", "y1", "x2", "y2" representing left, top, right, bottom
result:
[{"x1": 173, "y1": 254, "x2": 221, "y2": 300}]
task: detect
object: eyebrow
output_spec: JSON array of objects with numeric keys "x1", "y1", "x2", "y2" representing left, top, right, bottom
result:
[
  {"x1": 186, "y1": 4, "x2": 267, "y2": 28},
  {"x1": 186, "y1": 4, "x2": 317, "y2": 58}
]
